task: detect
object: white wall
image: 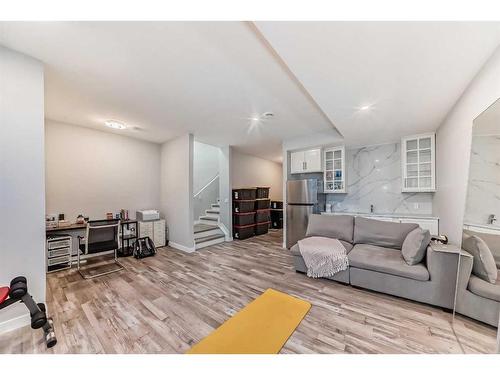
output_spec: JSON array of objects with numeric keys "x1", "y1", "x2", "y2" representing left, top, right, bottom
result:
[
  {"x1": 218, "y1": 146, "x2": 232, "y2": 238},
  {"x1": 45, "y1": 121, "x2": 161, "y2": 221},
  {"x1": 161, "y1": 134, "x2": 194, "y2": 252},
  {"x1": 193, "y1": 141, "x2": 220, "y2": 193},
  {"x1": 434, "y1": 45, "x2": 500, "y2": 245},
  {"x1": 0, "y1": 47, "x2": 45, "y2": 333},
  {"x1": 231, "y1": 151, "x2": 283, "y2": 201},
  {"x1": 193, "y1": 141, "x2": 220, "y2": 221}
]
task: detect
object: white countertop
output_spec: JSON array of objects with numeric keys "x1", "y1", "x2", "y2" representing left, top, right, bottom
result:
[
  {"x1": 463, "y1": 222, "x2": 500, "y2": 230},
  {"x1": 320, "y1": 211, "x2": 439, "y2": 220}
]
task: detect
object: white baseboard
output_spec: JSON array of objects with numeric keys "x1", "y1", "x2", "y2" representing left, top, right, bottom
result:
[
  {"x1": 169, "y1": 241, "x2": 195, "y2": 253},
  {"x1": 0, "y1": 312, "x2": 30, "y2": 335},
  {"x1": 219, "y1": 223, "x2": 233, "y2": 242}
]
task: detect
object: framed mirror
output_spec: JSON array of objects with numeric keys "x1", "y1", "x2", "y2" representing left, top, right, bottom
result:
[{"x1": 453, "y1": 98, "x2": 500, "y2": 353}]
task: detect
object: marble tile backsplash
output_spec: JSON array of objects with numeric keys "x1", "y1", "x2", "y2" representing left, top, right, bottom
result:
[
  {"x1": 464, "y1": 135, "x2": 500, "y2": 225},
  {"x1": 326, "y1": 143, "x2": 433, "y2": 214}
]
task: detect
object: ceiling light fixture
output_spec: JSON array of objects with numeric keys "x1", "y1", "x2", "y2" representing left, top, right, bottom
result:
[
  {"x1": 250, "y1": 112, "x2": 275, "y2": 123},
  {"x1": 105, "y1": 120, "x2": 127, "y2": 130},
  {"x1": 359, "y1": 105, "x2": 372, "y2": 111}
]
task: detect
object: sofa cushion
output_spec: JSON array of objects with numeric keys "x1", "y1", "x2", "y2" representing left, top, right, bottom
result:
[
  {"x1": 306, "y1": 214, "x2": 354, "y2": 243},
  {"x1": 290, "y1": 240, "x2": 353, "y2": 256},
  {"x1": 462, "y1": 233, "x2": 498, "y2": 284},
  {"x1": 464, "y1": 229, "x2": 500, "y2": 268},
  {"x1": 468, "y1": 270, "x2": 500, "y2": 302},
  {"x1": 402, "y1": 227, "x2": 431, "y2": 265},
  {"x1": 353, "y1": 217, "x2": 419, "y2": 250},
  {"x1": 348, "y1": 244, "x2": 430, "y2": 281}
]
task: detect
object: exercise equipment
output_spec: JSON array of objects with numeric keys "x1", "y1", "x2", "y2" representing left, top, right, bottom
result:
[{"x1": 0, "y1": 276, "x2": 57, "y2": 348}]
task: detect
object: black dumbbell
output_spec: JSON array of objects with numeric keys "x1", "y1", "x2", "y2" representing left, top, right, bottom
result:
[
  {"x1": 9, "y1": 276, "x2": 27, "y2": 299},
  {"x1": 30, "y1": 309, "x2": 47, "y2": 329},
  {"x1": 44, "y1": 318, "x2": 57, "y2": 348}
]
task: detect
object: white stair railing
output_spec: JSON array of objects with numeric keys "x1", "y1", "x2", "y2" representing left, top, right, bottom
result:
[
  {"x1": 194, "y1": 174, "x2": 219, "y2": 199},
  {"x1": 193, "y1": 174, "x2": 220, "y2": 222}
]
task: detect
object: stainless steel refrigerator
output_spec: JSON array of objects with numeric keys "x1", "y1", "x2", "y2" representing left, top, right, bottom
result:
[{"x1": 286, "y1": 179, "x2": 318, "y2": 248}]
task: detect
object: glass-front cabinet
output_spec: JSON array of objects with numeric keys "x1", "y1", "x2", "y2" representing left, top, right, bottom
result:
[
  {"x1": 401, "y1": 133, "x2": 436, "y2": 192},
  {"x1": 324, "y1": 146, "x2": 346, "y2": 193}
]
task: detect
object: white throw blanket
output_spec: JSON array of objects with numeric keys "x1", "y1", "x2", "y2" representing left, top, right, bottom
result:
[{"x1": 298, "y1": 236, "x2": 349, "y2": 278}]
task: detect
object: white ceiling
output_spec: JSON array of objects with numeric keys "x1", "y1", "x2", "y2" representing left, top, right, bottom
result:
[
  {"x1": 256, "y1": 22, "x2": 500, "y2": 147},
  {"x1": 1, "y1": 22, "x2": 500, "y2": 162},
  {"x1": 0, "y1": 21, "x2": 338, "y2": 163}
]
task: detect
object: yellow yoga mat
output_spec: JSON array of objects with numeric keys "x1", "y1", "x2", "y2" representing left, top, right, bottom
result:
[{"x1": 187, "y1": 288, "x2": 311, "y2": 354}]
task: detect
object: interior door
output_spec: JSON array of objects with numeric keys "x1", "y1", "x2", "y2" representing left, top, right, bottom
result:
[{"x1": 290, "y1": 151, "x2": 305, "y2": 174}]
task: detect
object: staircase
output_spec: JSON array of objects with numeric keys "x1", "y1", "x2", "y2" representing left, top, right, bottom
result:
[{"x1": 194, "y1": 202, "x2": 225, "y2": 249}]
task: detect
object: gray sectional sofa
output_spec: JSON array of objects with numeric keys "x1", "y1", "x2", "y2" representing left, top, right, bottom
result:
[
  {"x1": 455, "y1": 230, "x2": 500, "y2": 327},
  {"x1": 290, "y1": 214, "x2": 460, "y2": 309}
]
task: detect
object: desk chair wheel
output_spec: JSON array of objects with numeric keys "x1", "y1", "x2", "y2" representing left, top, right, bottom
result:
[{"x1": 9, "y1": 277, "x2": 27, "y2": 299}]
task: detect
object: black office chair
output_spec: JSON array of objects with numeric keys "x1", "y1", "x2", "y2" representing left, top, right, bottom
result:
[{"x1": 77, "y1": 219, "x2": 124, "y2": 279}]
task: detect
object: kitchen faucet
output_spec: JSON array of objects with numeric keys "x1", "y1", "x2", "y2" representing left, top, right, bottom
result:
[{"x1": 488, "y1": 214, "x2": 497, "y2": 225}]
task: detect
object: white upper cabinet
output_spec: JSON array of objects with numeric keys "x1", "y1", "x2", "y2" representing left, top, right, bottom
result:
[
  {"x1": 290, "y1": 148, "x2": 322, "y2": 174},
  {"x1": 304, "y1": 149, "x2": 322, "y2": 172},
  {"x1": 401, "y1": 133, "x2": 436, "y2": 192},
  {"x1": 290, "y1": 151, "x2": 304, "y2": 174},
  {"x1": 323, "y1": 146, "x2": 346, "y2": 193}
]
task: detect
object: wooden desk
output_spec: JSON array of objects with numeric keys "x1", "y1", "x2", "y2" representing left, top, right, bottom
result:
[
  {"x1": 46, "y1": 223, "x2": 87, "y2": 233},
  {"x1": 46, "y1": 223, "x2": 87, "y2": 259}
]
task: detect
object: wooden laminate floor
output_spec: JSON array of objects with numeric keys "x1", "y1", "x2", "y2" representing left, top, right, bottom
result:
[{"x1": 0, "y1": 230, "x2": 497, "y2": 354}]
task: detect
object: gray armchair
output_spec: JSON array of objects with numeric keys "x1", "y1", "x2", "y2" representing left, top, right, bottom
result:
[{"x1": 455, "y1": 250, "x2": 500, "y2": 327}]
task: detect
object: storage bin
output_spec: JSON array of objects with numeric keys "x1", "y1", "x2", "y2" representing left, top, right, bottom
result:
[
  {"x1": 233, "y1": 188, "x2": 257, "y2": 201},
  {"x1": 233, "y1": 200, "x2": 256, "y2": 213},
  {"x1": 233, "y1": 224, "x2": 255, "y2": 240},
  {"x1": 256, "y1": 187, "x2": 270, "y2": 199},
  {"x1": 271, "y1": 210, "x2": 283, "y2": 229},
  {"x1": 233, "y1": 211, "x2": 256, "y2": 226},
  {"x1": 255, "y1": 209, "x2": 270, "y2": 223},
  {"x1": 255, "y1": 199, "x2": 271, "y2": 210},
  {"x1": 270, "y1": 201, "x2": 283, "y2": 209},
  {"x1": 255, "y1": 221, "x2": 270, "y2": 235}
]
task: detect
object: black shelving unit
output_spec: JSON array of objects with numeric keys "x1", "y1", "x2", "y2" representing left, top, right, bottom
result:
[
  {"x1": 119, "y1": 220, "x2": 138, "y2": 257},
  {"x1": 270, "y1": 200, "x2": 283, "y2": 229}
]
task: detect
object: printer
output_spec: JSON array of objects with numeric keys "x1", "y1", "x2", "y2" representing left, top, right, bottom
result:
[{"x1": 136, "y1": 209, "x2": 160, "y2": 221}]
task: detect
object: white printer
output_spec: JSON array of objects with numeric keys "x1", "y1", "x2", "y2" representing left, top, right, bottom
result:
[{"x1": 136, "y1": 209, "x2": 160, "y2": 221}]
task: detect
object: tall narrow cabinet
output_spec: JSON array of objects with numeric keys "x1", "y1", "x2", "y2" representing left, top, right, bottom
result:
[
  {"x1": 401, "y1": 133, "x2": 436, "y2": 192},
  {"x1": 323, "y1": 146, "x2": 346, "y2": 193},
  {"x1": 138, "y1": 219, "x2": 166, "y2": 247}
]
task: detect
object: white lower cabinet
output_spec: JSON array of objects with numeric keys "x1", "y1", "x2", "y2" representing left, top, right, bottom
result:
[
  {"x1": 322, "y1": 212, "x2": 439, "y2": 235},
  {"x1": 139, "y1": 219, "x2": 166, "y2": 247},
  {"x1": 399, "y1": 218, "x2": 439, "y2": 236}
]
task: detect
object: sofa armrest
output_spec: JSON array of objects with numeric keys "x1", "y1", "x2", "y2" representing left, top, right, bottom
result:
[
  {"x1": 456, "y1": 249, "x2": 474, "y2": 292},
  {"x1": 426, "y1": 243, "x2": 461, "y2": 287}
]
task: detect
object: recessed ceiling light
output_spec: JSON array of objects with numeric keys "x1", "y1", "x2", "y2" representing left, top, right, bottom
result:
[
  {"x1": 105, "y1": 120, "x2": 126, "y2": 130},
  {"x1": 250, "y1": 112, "x2": 275, "y2": 123},
  {"x1": 360, "y1": 105, "x2": 372, "y2": 111}
]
